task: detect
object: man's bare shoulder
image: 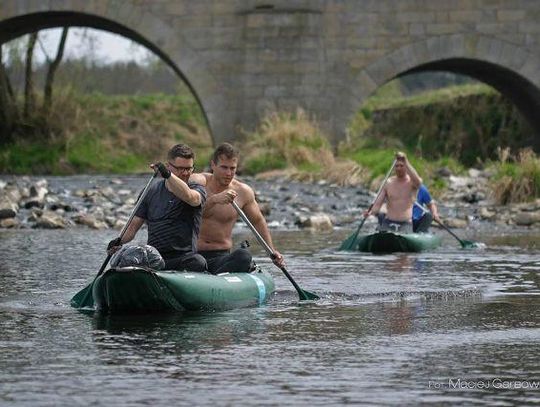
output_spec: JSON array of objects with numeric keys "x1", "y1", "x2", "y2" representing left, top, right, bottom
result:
[
  {"x1": 230, "y1": 177, "x2": 248, "y2": 189},
  {"x1": 189, "y1": 172, "x2": 211, "y2": 186},
  {"x1": 385, "y1": 176, "x2": 398, "y2": 186},
  {"x1": 231, "y1": 178, "x2": 255, "y2": 199}
]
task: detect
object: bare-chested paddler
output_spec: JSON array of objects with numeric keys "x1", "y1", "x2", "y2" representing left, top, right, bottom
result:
[
  {"x1": 363, "y1": 152, "x2": 422, "y2": 233},
  {"x1": 190, "y1": 143, "x2": 285, "y2": 274}
]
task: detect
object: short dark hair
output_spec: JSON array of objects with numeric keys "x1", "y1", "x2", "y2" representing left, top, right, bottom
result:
[
  {"x1": 212, "y1": 142, "x2": 239, "y2": 164},
  {"x1": 168, "y1": 144, "x2": 195, "y2": 160}
]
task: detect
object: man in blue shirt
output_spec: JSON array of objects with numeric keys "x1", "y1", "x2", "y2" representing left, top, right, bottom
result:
[
  {"x1": 413, "y1": 184, "x2": 441, "y2": 233},
  {"x1": 107, "y1": 144, "x2": 207, "y2": 272}
]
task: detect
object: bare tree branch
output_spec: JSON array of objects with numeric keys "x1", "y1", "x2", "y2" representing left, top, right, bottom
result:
[
  {"x1": 36, "y1": 35, "x2": 52, "y2": 63},
  {"x1": 0, "y1": 46, "x2": 19, "y2": 143},
  {"x1": 24, "y1": 32, "x2": 38, "y2": 119},
  {"x1": 0, "y1": 46, "x2": 16, "y2": 102},
  {"x1": 43, "y1": 27, "x2": 69, "y2": 116}
]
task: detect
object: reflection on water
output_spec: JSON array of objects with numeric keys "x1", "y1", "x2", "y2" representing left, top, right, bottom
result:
[{"x1": 1, "y1": 226, "x2": 539, "y2": 405}]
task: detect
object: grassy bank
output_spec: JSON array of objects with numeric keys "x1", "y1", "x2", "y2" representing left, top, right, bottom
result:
[
  {"x1": 344, "y1": 83, "x2": 533, "y2": 166},
  {"x1": 238, "y1": 83, "x2": 538, "y2": 201},
  {"x1": 2, "y1": 85, "x2": 538, "y2": 203},
  {"x1": 333, "y1": 82, "x2": 537, "y2": 198},
  {"x1": 0, "y1": 90, "x2": 212, "y2": 174}
]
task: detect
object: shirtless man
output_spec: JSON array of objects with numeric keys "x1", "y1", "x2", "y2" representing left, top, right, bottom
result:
[
  {"x1": 364, "y1": 152, "x2": 422, "y2": 233},
  {"x1": 190, "y1": 143, "x2": 284, "y2": 274}
]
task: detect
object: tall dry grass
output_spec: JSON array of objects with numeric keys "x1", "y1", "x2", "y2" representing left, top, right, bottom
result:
[
  {"x1": 241, "y1": 109, "x2": 368, "y2": 185},
  {"x1": 491, "y1": 147, "x2": 540, "y2": 204}
]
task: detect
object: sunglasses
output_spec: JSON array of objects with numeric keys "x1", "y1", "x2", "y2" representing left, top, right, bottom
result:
[{"x1": 167, "y1": 162, "x2": 194, "y2": 173}]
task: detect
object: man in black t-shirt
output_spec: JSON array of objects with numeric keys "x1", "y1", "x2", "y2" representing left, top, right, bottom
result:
[{"x1": 107, "y1": 144, "x2": 207, "y2": 272}]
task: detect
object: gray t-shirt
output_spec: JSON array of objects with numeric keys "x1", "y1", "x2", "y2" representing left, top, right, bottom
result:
[{"x1": 135, "y1": 179, "x2": 206, "y2": 258}]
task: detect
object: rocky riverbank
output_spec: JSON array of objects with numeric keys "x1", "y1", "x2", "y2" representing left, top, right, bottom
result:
[{"x1": 1, "y1": 172, "x2": 540, "y2": 232}]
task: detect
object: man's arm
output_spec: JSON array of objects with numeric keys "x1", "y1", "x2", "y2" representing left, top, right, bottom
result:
[
  {"x1": 397, "y1": 152, "x2": 422, "y2": 188},
  {"x1": 121, "y1": 216, "x2": 145, "y2": 244},
  {"x1": 153, "y1": 162, "x2": 202, "y2": 207},
  {"x1": 242, "y1": 190, "x2": 284, "y2": 267},
  {"x1": 189, "y1": 173, "x2": 225, "y2": 218},
  {"x1": 202, "y1": 189, "x2": 237, "y2": 218},
  {"x1": 427, "y1": 201, "x2": 441, "y2": 223},
  {"x1": 364, "y1": 186, "x2": 387, "y2": 217},
  {"x1": 107, "y1": 216, "x2": 144, "y2": 254},
  {"x1": 165, "y1": 174, "x2": 202, "y2": 207}
]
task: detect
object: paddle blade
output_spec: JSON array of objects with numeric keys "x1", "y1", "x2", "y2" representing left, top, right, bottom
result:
[
  {"x1": 299, "y1": 289, "x2": 320, "y2": 301},
  {"x1": 460, "y1": 240, "x2": 485, "y2": 249},
  {"x1": 339, "y1": 231, "x2": 360, "y2": 251},
  {"x1": 278, "y1": 266, "x2": 320, "y2": 301},
  {"x1": 70, "y1": 282, "x2": 95, "y2": 309},
  {"x1": 339, "y1": 217, "x2": 367, "y2": 251}
]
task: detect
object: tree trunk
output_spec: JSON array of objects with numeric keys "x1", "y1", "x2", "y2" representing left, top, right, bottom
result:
[
  {"x1": 0, "y1": 46, "x2": 18, "y2": 144},
  {"x1": 43, "y1": 27, "x2": 69, "y2": 116},
  {"x1": 24, "y1": 32, "x2": 38, "y2": 119}
]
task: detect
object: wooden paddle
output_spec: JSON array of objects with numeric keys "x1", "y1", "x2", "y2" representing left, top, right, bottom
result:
[
  {"x1": 339, "y1": 159, "x2": 397, "y2": 250},
  {"x1": 231, "y1": 201, "x2": 319, "y2": 301},
  {"x1": 70, "y1": 170, "x2": 158, "y2": 309},
  {"x1": 413, "y1": 201, "x2": 480, "y2": 249}
]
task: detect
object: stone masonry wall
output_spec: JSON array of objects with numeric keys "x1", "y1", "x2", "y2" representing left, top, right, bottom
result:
[{"x1": 1, "y1": 0, "x2": 540, "y2": 144}]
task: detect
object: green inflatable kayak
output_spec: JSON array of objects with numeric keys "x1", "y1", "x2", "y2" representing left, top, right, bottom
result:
[
  {"x1": 353, "y1": 231, "x2": 442, "y2": 253},
  {"x1": 89, "y1": 266, "x2": 275, "y2": 313}
]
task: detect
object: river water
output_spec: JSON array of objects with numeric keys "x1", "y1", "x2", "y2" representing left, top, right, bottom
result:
[{"x1": 1, "y1": 178, "x2": 540, "y2": 405}]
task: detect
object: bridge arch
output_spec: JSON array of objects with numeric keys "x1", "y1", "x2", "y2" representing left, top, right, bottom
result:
[
  {"x1": 3, "y1": 2, "x2": 540, "y2": 146},
  {"x1": 0, "y1": 7, "x2": 229, "y2": 145},
  {"x1": 351, "y1": 34, "x2": 540, "y2": 140}
]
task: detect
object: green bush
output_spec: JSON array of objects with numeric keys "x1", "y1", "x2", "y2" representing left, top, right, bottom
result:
[
  {"x1": 344, "y1": 82, "x2": 533, "y2": 167},
  {"x1": 347, "y1": 148, "x2": 397, "y2": 178},
  {"x1": 243, "y1": 153, "x2": 287, "y2": 175},
  {"x1": 0, "y1": 142, "x2": 63, "y2": 174}
]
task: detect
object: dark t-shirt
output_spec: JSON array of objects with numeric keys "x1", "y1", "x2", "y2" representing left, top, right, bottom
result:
[{"x1": 135, "y1": 179, "x2": 206, "y2": 258}]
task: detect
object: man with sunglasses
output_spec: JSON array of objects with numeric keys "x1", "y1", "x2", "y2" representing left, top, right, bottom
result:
[
  {"x1": 190, "y1": 143, "x2": 284, "y2": 274},
  {"x1": 107, "y1": 143, "x2": 207, "y2": 272}
]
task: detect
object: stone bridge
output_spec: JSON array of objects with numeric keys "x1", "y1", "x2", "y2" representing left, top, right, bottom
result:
[{"x1": 1, "y1": 0, "x2": 540, "y2": 145}]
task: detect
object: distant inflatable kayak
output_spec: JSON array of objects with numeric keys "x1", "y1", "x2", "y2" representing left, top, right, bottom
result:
[
  {"x1": 88, "y1": 266, "x2": 275, "y2": 313},
  {"x1": 353, "y1": 231, "x2": 442, "y2": 253}
]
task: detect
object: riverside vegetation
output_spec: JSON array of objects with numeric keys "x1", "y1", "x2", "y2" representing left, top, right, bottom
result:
[{"x1": 0, "y1": 82, "x2": 539, "y2": 207}]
